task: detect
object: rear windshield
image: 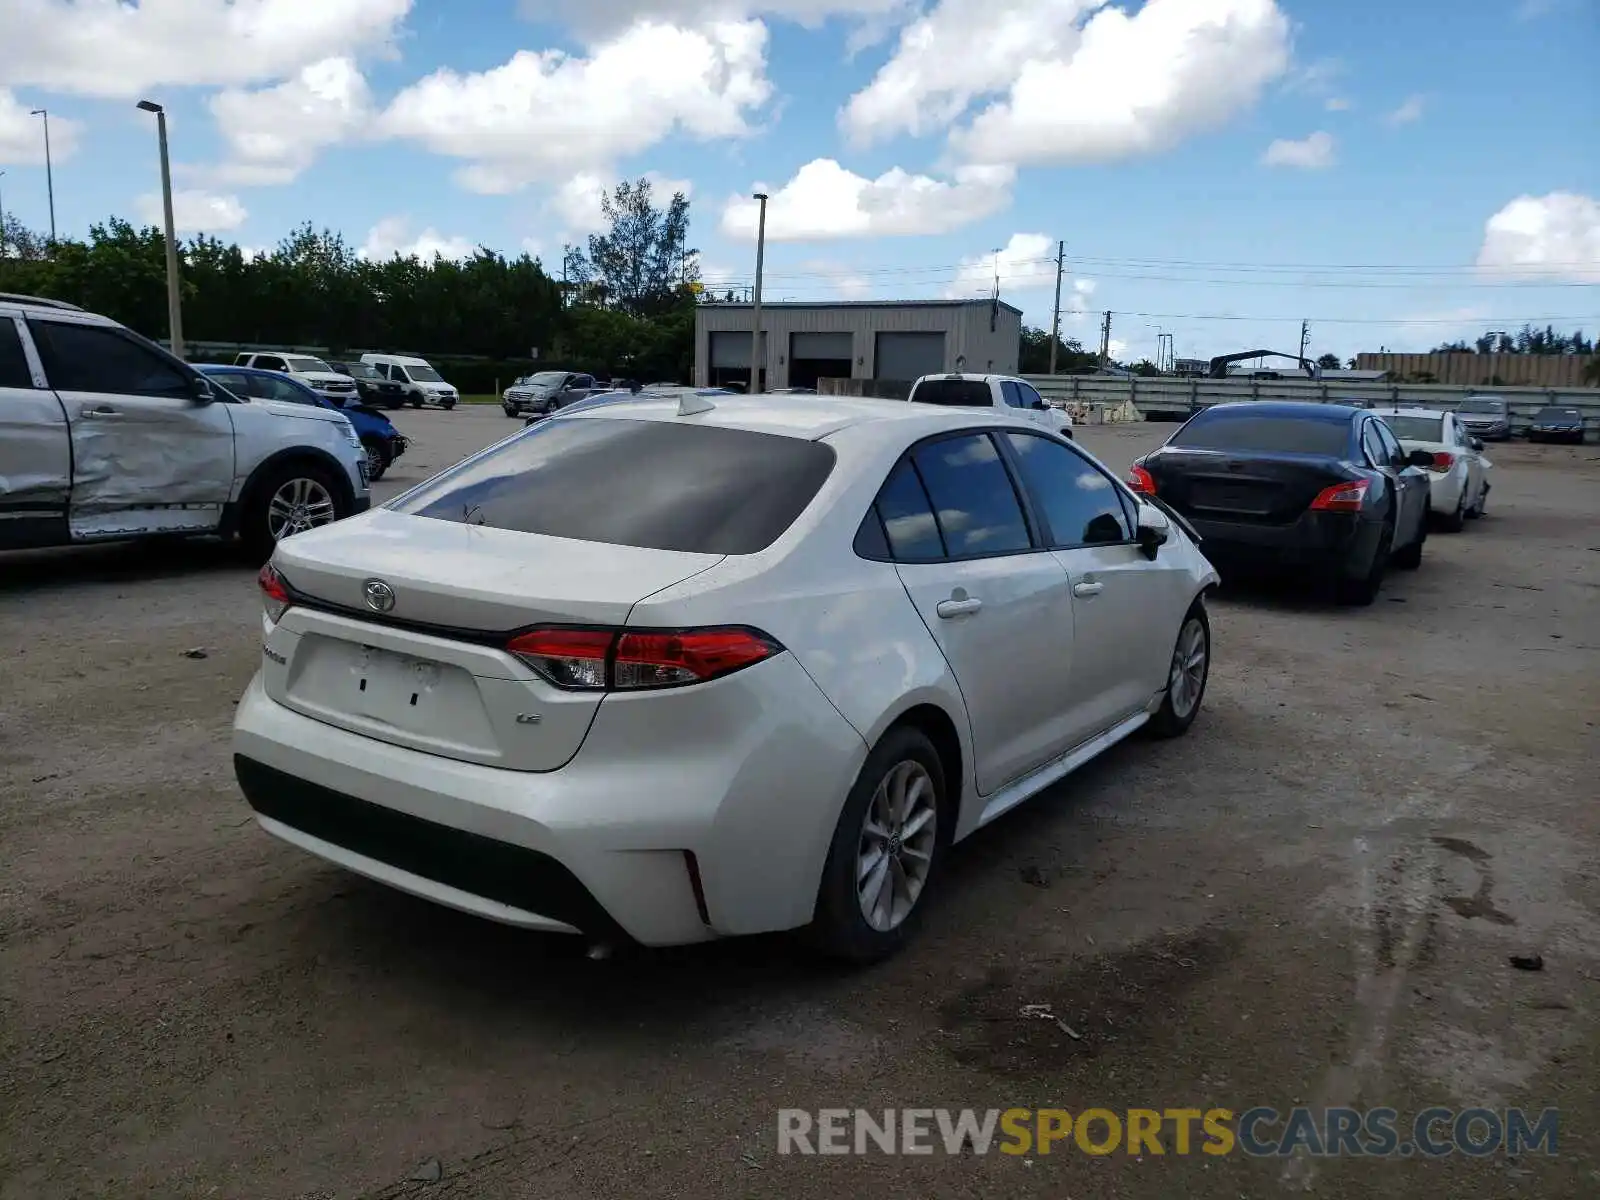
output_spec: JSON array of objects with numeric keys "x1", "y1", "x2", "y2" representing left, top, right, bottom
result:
[
  {"x1": 1170, "y1": 411, "x2": 1351, "y2": 456},
  {"x1": 390, "y1": 417, "x2": 836, "y2": 554},
  {"x1": 1380, "y1": 415, "x2": 1443, "y2": 441},
  {"x1": 910, "y1": 379, "x2": 993, "y2": 407}
]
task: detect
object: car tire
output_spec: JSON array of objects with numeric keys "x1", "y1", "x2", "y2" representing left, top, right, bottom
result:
[
  {"x1": 441, "y1": 400, "x2": 456, "y2": 411},
  {"x1": 240, "y1": 460, "x2": 348, "y2": 562},
  {"x1": 1393, "y1": 504, "x2": 1427, "y2": 569},
  {"x1": 361, "y1": 436, "x2": 390, "y2": 482},
  {"x1": 386, "y1": 398, "x2": 404, "y2": 411},
  {"x1": 1146, "y1": 600, "x2": 1210, "y2": 739},
  {"x1": 1337, "y1": 522, "x2": 1391, "y2": 606},
  {"x1": 503, "y1": 404, "x2": 519, "y2": 418},
  {"x1": 1437, "y1": 486, "x2": 1466, "y2": 533},
  {"x1": 408, "y1": 395, "x2": 423, "y2": 408},
  {"x1": 806, "y1": 725, "x2": 947, "y2": 964}
]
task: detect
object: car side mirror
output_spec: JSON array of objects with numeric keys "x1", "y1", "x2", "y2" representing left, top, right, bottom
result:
[
  {"x1": 1469, "y1": 437, "x2": 1484, "y2": 452},
  {"x1": 190, "y1": 375, "x2": 215, "y2": 404},
  {"x1": 1406, "y1": 449, "x2": 1434, "y2": 469},
  {"x1": 1135, "y1": 504, "x2": 1170, "y2": 560},
  {"x1": 1032, "y1": 398, "x2": 1049, "y2": 411}
]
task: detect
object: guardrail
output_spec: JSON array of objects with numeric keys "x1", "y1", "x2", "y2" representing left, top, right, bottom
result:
[{"x1": 1022, "y1": 375, "x2": 1600, "y2": 434}]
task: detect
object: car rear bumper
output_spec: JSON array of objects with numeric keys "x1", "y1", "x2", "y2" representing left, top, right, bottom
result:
[
  {"x1": 1427, "y1": 471, "x2": 1465, "y2": 510},
  {"x1": 230, "y1": 655, "x2": 867, "y2": 946},
  {"x1": 1185, "y1": 510, "x2": 1376, "y2": 576}
]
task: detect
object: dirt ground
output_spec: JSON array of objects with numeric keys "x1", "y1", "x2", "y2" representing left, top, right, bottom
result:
[{"x1": 2, "y1": 407, "x2": 1597, "y2": 1199}]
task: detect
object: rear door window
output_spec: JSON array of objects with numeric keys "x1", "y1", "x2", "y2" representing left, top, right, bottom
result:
[
  {"x1": 1172, "y1": 411, "x2": 1352, "y2": 456},
  {"x1": 911, "y1": 378, "x2": 994, "y2": 407},
  {"x1": 910, "y1": 433, "x2": 1032, "y2": 557},
  {"x1": 390, "y1": 418, "x2": 836, "y2": 555},
  {"x1": 0, "y1": 318, "x2": 35, "y2": 388}
]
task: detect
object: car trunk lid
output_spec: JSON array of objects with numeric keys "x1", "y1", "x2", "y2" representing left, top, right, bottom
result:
[
  {"x1": 1147, "y1": 449, "x2": 1354, "y2": 524},
  {"x1": 263, "y1": 509, "x2": 722, "y2": 770}
]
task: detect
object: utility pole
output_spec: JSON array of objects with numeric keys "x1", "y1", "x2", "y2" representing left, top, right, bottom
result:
[
  {"x1": 0, "y1": 170, "x2": 7, "y2": 258},
  {"x1": 1299, "y1": 319, "x2": 1311, "y2": 364},
  {"x1": 1099, "y1": 311, "x2": 1113, "y2": 364},
  {"x1": 1048, "y1": 239, "x2": 1065, "y2": 375},
  {"x1": 750, "y1": 192, "x2": 769, "y2": 392},
  {"x1": 137, "y1": 100, "x2": 184, "y2": 359},
  {"x1": 30, "y1": 109, "x2": 55, "y2": 244}
]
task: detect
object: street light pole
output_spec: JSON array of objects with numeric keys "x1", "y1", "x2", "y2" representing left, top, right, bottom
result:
[
  {"x1": 750, "y1": 192, "x2": 768, "y2": 393},
  {"x1": 29, "y1": 109, "x2": 55, "y2": 243},
  {"x1": 138, "y1": 100, "x2": 185, "y2": 360}
]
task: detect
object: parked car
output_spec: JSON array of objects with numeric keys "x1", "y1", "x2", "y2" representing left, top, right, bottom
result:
[
  {"x1": 1454, "y1": 395, "x2": 1512, "y2": 442},
  {"x1": 906, "y1": 373, "x2": 1075, "y2": 438},
  {"x1": 522, "y1": 387, "x2": 734, "y2": 426},
  {"x1": 232, "y1": 351, "x2": 359, "y2": 403},
  {"x1": 329, "y1": 360, "x2": 408, "y2": 410},
  {"x1": 234, "y1": 394, "x2": 1218, "y2": 961},
  {"x1": 359, "y1": 353, "x2": 459, "y2": 410},
  {"x1": 0, "y1": 292, "x2": 368, "y2": 557},
  {"x1": 502, "y1": 370, "x2": 600, "y2": 417},
  {"x1": 200, "y1": 365, "x2": 409, "y2": 482},
  {"x1": 1526, "y1": 406, "x2": 1585, "y2": 444},
  {"x1": 1128, "y1": 402, "x2": 1432, "y2": 605},
  {"x1": 1369, "y1": 406, "x2": 1492, "y2": 529}
]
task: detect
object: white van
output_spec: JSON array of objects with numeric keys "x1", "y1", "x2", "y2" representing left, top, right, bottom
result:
[{"x1": 359, "y1": 353, "x2": 459, "y2": 410}]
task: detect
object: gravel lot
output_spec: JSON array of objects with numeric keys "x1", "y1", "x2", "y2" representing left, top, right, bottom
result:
[{"x1": 3, "y1": 405, "x2": 1597, "y2": 1199}]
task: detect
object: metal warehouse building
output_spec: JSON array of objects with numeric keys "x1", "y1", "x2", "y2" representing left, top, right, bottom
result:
[{"x1": 693, "y1": 299, "x2": 1022, "y2": 391}]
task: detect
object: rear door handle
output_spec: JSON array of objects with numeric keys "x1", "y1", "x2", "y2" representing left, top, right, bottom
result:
[
  {"x1": 1073, "y1": 581, "x2": 1104, "y2": 598},
  {"x1": 936, "y1": 597, "x2": 983, "y2": 619}
]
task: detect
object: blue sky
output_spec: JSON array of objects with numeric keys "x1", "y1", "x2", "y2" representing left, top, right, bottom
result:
[{"x1": 1, "y1": 0, "x2": 1596, "y2": 363}]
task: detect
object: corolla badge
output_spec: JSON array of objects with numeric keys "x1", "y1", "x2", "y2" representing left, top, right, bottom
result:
[{"x1": 362, "y1": 578, "x2": 396, "y2": 613}]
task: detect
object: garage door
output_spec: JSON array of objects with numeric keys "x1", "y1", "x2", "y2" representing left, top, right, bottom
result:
[
  {"x1": 790, "y1": 332, "x2": 853, "y2": 360},
  {"x1": 874, "y1": 332, "x2": 946, "y2": 381},
  {"x1": 709, "y1": 331, "x2": 754, "y2": 369}
]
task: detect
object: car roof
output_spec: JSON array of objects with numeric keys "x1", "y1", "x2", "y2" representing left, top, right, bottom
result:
[
  {"x1": 1202, "y1": 401, "x2": 1362, "y2": 422},
  {"x1": 915, "y1": 372, "x2": 1020, "y2": 383},
  {"x1": 560, "y1": 392, "x2": 1047, "y2": 441},
  {"x1": 199, "y1": 363, "x2": 315, "y2": 387},
  {"x1": 1370, "y1": 406, "x2": 1446, "y2": 418}
]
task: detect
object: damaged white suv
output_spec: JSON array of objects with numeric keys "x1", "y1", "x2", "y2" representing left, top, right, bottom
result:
[{"x1": 0, "y1": 293, "x2": 370, "y2": 558}]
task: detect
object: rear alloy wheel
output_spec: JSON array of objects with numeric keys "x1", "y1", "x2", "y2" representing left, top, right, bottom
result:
[
  {"x1": 1437, "y1": 486, "x2": 1466, "y2": 533},
  {"x1": 1394, "y1": 504, "x2": 1428, "y2": 569},
  {"x1": 1338, "y1": 523, "x2": 1391, "y2": 606},
  {"x1": 808, "y1": 727, "x2": 945, "y2": 963},
  {"x1": 1148, "y1": 602, "x2": 1210, "y2": 738}
]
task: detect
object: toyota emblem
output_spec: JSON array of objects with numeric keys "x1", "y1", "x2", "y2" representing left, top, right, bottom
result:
[{"x1": 362, "y1": 579, "x2": 396, "y2": 613}]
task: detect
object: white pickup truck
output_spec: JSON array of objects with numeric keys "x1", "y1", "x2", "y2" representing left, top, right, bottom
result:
[
  {"x1": 906, "y1": 372, "x2": 1075, "y2": 437},
  {"x1": 1, "y1": 293, "x2": 370, "y2": 559},
  {"x1": 233, "y1": 351, "x2": 360, "y2": 403}
]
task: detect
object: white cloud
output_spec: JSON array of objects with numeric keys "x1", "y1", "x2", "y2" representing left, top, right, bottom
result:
[
  {"x1": 517, "y1": 0, "x2": 905, "y2": 38},
  {"x1": 1324, "y1": 97, "x2": 1352, "y2": 112},
  {"x1": 359, "y1": 217, "x2": 478, "y2": 262},
  {"x1": 945, "y1": 233, "x2": 1057, "y2": 298},
  {"x1": 0, "y1": 89, "x2": 82, "y2": 164},
  {"x1": 1261, "y1": 130, "x2": 1335, "y2": 169},
  {"x1": 1386, "y1": 94, "x2": 1425, "y2": 125},
  {"x1": 134, "y1": 189, "x2": 248, "y2": 233},
  {"x1": 720, "y1": 159, "x2": 1014, "y2": 241},
  {"x1": 208, "y1": 57, "x2": 373, "y2": 185},
  {"x1": 843, "y1": 0, "x2": 1291, "y2": 168},
  {"x1": 1476, "y1": 192, "x2": 1600, "y2": 283},
  {"x1": 377, "y1": 20, "x2": 770, "y2": 194},
  {"x1": 0, "y1": 0, "x2": 411, "y2": 98}
]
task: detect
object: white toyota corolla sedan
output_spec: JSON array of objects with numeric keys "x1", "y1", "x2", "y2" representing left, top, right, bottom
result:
[{"x1": 234, "y1": 394, "x2": 1220, "y2": 961}]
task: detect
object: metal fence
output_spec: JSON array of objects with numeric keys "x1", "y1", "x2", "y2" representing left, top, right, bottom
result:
[{"x1": 1022, "y1": 375, "x2": 1600, "y2": 434}]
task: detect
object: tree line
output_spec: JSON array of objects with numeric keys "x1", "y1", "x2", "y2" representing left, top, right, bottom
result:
[
  {"x1": 0, "y1": 179, "x2": 703, "y2": 391},
  {"x1": 1433, "y1": 325, "x2": 1595, "y2": 356}
]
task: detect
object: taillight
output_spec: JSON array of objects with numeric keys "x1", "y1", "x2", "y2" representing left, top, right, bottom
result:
[
  {"x1": 1128, "y1": 464, "x2": 1156, "y2": 494},
  {"x1": 507, "y1": 628, "x2": 614, "y2": 690},
  {"x1": 507, "y1": 626, "x2": 781, "y2": 691},
  {"x1": 1431, "y1": 452, "x2": 1454, "y2": 471},
  {"x1": 1309, "y1": 478, "x2": 1369, "y2": 512},
  {"x1": 258, "y1": 563, "x2": 291, "y2": 623}
]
